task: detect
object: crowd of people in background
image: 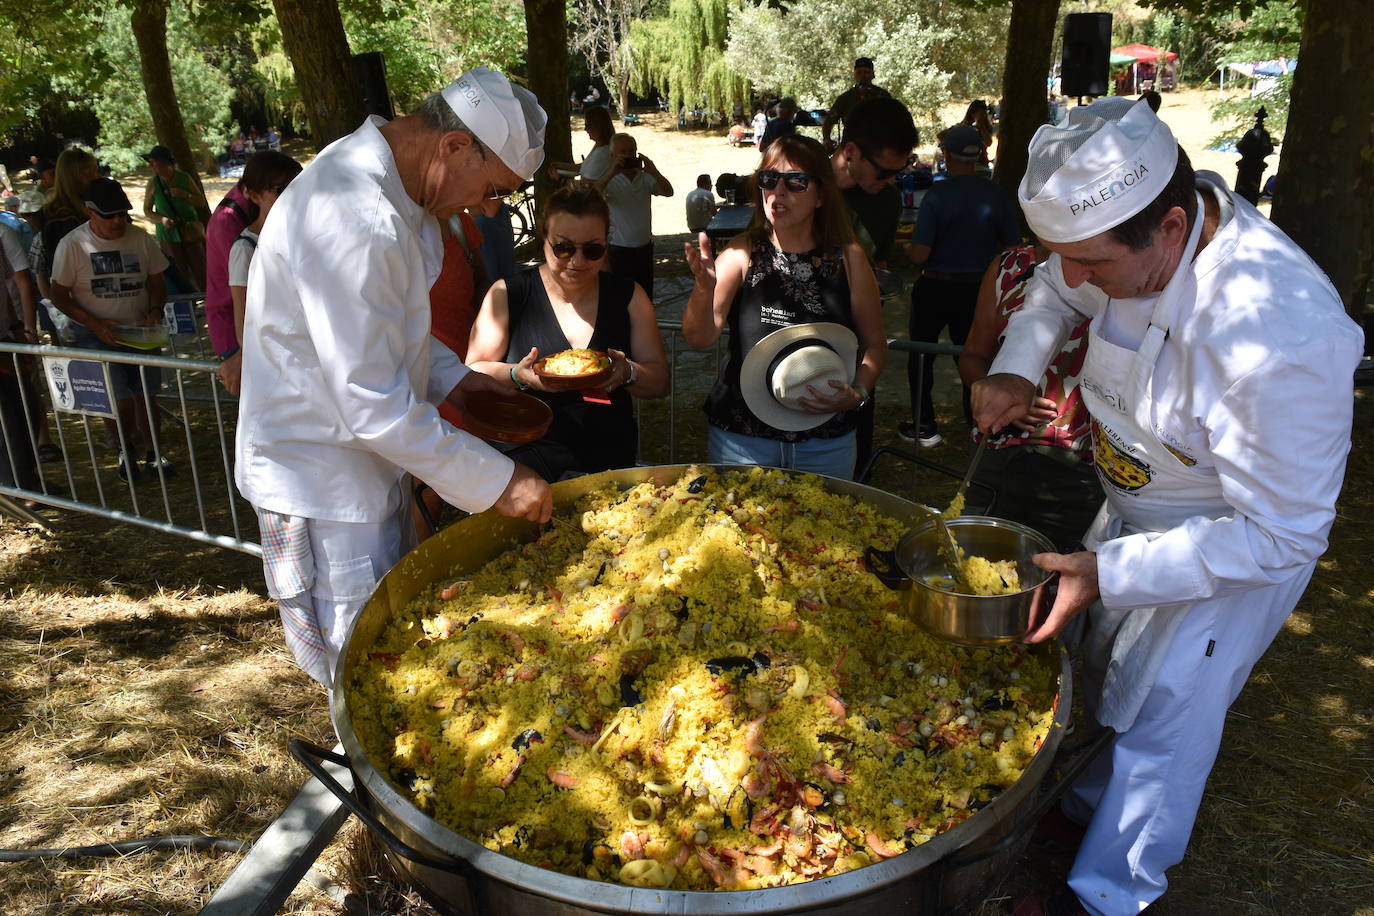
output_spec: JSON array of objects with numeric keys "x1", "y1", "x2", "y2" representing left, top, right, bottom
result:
[{"x1": 0, "y1": 54, "x2": 1362, "y2": 916}]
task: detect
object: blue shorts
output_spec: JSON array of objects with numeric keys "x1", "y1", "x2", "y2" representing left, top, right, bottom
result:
[
  {"x1": 707, "y1": 425, "x2": 857, "y2": 480},
  {"x1": 70, "y1": 325, "x2": 163, "y2": 401}
]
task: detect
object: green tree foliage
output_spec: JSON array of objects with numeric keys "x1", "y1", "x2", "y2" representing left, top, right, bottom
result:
[
  {"x1": 723, "y1": 0, "x2": 1009, "y2": 132},
  {"x1": 1208, "y1": 0, "x2": 1301, "y2": 143},
  {"x1": 91, "y1": 4, "x2": 234, "y2": 173},
  {"x1": 0, "y1": 5, "x2": 110, "y2": 137},
  {"x1": 341, "y1": 0, "x2": 527, "y2": 111},
  {"x1": 629, "y1": 0, "x2": 748, "y2": 116}
]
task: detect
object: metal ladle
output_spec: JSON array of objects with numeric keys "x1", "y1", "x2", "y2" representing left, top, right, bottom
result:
[{"x1": 935, "y1": 436, "x2": 989, "y2": 593}]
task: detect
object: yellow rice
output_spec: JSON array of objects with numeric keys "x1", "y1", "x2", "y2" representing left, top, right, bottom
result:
[{"x1": 348, "y1": 466, "x2": 1056, "y2": 891}]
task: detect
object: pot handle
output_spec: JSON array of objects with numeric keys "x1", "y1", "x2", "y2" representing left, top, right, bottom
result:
[
  {"x1": 289, "y1": 739, "x2": 475, "y2": 877},
  {"x1": 863, "y1": 546, "x2": 907, "y2": 590}
]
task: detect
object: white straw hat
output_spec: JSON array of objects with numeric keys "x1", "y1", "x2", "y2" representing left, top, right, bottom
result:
[
  {"x1": 441, "y1": 66, "x2": 547, "y2": 179},
  {"x1": 1019, "y1": 97, "x2": 1178, "y2": 243},
  {"x1": 740, "y1": 323, "x2": 859, "y2": 432}
]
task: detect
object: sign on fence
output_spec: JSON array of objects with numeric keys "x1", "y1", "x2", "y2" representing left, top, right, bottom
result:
[
  {"x1": 43, "y1": 356, "x2": 116, "y2": 418},
  {"x1": 165, "y1": 299, "x2": 197, "y2": 337}
]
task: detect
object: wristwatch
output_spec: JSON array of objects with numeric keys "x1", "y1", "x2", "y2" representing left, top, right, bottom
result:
[
  {"x1": 851, "y1": 384, "x2": 870, "y2": 408},
  {"x1": 626, "y1": 360, "x2": 638, "y2": 387}
]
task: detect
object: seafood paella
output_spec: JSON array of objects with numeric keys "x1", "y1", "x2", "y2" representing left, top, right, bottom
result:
[{"x1": 349, "y1": 467, "x2": 1056, "y2": 891}]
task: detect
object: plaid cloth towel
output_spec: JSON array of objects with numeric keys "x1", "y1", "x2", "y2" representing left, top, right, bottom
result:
[{"x1": 256, "y1": 508, "x2": 328, "y2": 683}]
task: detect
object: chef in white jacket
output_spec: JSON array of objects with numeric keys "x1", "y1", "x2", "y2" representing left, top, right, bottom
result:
[
  {"x1": 972, "y1": 99, "x2": 1363, "y2": 916},
  {"x1": 236, "y1": 67, "x2": 553, "y2": 688}
]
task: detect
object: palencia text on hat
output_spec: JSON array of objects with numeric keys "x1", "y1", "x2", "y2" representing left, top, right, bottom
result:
[{"x1": 1068, "y1": 159, "x2": 1151, "y2": 219}]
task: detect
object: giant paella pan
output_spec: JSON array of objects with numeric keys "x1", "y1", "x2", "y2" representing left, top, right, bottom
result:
[{"x1": 293, "y1": 465, "x2": 1096, "y2": 915}]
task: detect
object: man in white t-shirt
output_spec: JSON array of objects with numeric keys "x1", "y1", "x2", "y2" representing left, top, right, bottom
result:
[
  {"x1": 50, "y1": 177, "x2": 172, "y2": 479},
  {"x1": 594, "y1": 133, "x2": 673, "y2": 297},
  {"x1": 684, "y1": 174, "x2": 717, "y2": 233}
]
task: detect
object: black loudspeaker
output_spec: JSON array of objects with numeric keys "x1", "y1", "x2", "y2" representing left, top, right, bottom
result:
[
  {"x1": 1061, "y1": 12, "x2": 1112, "y2": 98},
  {"x1": 351, "y1": 52, "x2": 395, "y2": 121}
]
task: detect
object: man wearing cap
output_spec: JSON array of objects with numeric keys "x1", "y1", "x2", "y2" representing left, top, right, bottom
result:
[
  {"x1": 141, "y1": 144, "x2": 208, "y2": 293},
  {"x1": 49, "y1": 177, "x2": 173, "y2": 479},
  {"x1": 901, "y1": 123, "x2": 1020, "y2": 448},
  {"x1": 972, "y1": 98, "x2": 1363, "y2": 916},
  {"x1": 821, "y1": 58, "x2": 891, "y2": 153},
  {"x1": 235, "y1": 66, "x2": 554, "y2": 689}
]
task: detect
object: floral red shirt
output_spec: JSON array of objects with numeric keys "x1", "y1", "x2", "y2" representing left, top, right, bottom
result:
[{"x1": 980, "y1": 245, "x2": 1093, "y2": 462}]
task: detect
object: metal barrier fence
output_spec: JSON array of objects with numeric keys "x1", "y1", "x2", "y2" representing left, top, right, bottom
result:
[
  {"x1": 0, "y1": 340, "x2": 258, "y2": 556},
  {"x1": 9, "y1": 311, "x2": 1367, "y2": 558},
  {"x1": 0, "y1": 324, "x2": 951, "y2": 556}
]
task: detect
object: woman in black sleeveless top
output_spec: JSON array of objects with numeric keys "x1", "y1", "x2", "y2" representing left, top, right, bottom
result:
[
  {"x1": 467, "y1": 184, "x2": 669, "y2": 481},
  {"x1": 682, "y1": 135, "x2": 886, "y2": 479}
]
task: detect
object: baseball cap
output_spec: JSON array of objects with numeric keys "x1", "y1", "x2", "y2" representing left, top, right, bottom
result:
[
  {"x1": 1018, "y1": 97, "x2": 1178, "y2": 243},
  {"x1": 83, "y1": 178, "x2": 134, "y2": 216},
  {"x1": 940, "y1": 124, "x2": 985, "y2": 161},
  {"x1": 440, "y1": 66, "x2": 547, "y2": 179},
  {"x1": 141, "y1": 144, "x2": 175, "y2": 163}
]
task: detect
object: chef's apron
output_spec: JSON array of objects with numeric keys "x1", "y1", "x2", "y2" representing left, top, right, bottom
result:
[{"x1": 1076, "y1": 198, "x2": 1231, "y2": 731}]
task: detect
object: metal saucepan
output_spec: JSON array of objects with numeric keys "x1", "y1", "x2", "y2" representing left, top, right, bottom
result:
[
  {"x1": 866, "y1": 516, "x2": 1056, "y2": 647},
  {"x1": 293, "y1": 467, "x2": 1079, "y2": 915}
]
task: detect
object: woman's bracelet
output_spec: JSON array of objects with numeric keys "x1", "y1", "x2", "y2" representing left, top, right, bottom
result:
[{"x1": 509, "y1": 364, "x2": 531, "y2": 391}]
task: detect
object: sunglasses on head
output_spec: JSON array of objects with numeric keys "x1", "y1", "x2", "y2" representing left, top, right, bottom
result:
[
  {"x1": 859, "y1": 147, "x2": 902, "y2": 181},
  {"x1": 756, "y1": 170, "x2": 812, "y2": 192},
  {"x1": 549, "y1": 239, "x2": 608, "y2": 261}
]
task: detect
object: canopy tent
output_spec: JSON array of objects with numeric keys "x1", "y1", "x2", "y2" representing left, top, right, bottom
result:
[
  {"x1": 1111, "y1": 44, "x2": 1179, "y2": 94},
  {"x1": 1112, "y1": 44, "x2": 1178, "y2": 63},
  {"x1": 1220, "y1": 58, "x2": 1297, "y2": 92}
]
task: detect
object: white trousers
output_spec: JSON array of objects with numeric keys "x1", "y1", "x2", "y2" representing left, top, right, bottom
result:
[
  {"x1": 267, "y1": 496, "x2": 413, "y2": 688},
  {"x1": 1063, "y1": 567, "x2": 1313, "y2": 916}
]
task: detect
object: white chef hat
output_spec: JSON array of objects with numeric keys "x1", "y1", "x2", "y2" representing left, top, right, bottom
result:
[
  {"x1": 1018, "y1": 97, "x2": 1178, "y2": 243},
  {"x1": 441, "y1": 66, "x2": 547, "y2": 179}
]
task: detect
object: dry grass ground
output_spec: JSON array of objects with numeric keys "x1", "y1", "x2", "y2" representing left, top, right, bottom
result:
[{"x1": 2, "y1": 91, "x2": 1368, "y2": 915}]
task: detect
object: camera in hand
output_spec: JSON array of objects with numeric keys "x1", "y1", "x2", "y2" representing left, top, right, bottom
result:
[{"x1": 620, "y1": 155, "x2": 643, "y2": 170}]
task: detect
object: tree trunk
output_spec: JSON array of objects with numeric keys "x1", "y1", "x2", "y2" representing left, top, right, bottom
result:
[
  {"x1": 992, "y1": 0, "x2": 1061, "y2": 206},
  {"x1": 524, "y1": 0, "x2": 572, "y2": 221},
  {"x1": 271, "y1": 0, "x2": 367, "y2": 151},
  {"x1": 129, "y1": 0, "x2": 204, "y2": 190},
  {"x1": 1270, "y1": 0, "x2": 1373, "y2": 320}
]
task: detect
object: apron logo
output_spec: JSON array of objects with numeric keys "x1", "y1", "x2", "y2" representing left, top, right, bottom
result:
[
  {"x1": 1080, "y1": 376, "x2": 1127, "y2": 413},
  {"x1": 1153, "y1": 424, "x2": 1199, "y2": 467},
  {"x1": 1092, "y1": 420, "x2": 1152, "y2": 491}
]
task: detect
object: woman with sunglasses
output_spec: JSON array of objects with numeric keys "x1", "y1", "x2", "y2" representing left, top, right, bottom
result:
[
  {"x1": 682, "y1": 134, "x2": 886, "y2": 479},
  {"x1": 467, "y1": 183, "x2": 669, "y2": 481}
]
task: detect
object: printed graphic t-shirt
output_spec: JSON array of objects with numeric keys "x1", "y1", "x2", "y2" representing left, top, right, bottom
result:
[{"x1": 51, "y1": 223, "x2": 169, "y2": 324}]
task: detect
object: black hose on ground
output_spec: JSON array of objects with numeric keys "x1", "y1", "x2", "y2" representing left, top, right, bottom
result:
[{"x1": 0, "y1": 835, "x2": 248, "y2": 862}]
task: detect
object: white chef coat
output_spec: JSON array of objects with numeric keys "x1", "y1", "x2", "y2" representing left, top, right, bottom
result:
[
  {"x1": 992, "y1": 172, "x2": 1363, "y2": 915},
  {"x1": 990, "y1": 172, "x2": 1363, "y2": 615},
  {"x1": 235, "y1": 116, "x2": 515, "y2": 523}
]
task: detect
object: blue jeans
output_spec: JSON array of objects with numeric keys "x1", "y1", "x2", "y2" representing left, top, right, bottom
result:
[{"x1": 707, "y1": 426, "x2": 857, "y2": 480}]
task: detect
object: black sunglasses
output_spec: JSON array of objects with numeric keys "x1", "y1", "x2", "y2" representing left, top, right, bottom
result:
[
  {"x1": 756, "y1": 169, "x2": 812, "y2": 192},
  {"x1": 549, "y1": 239, "x2": 608, "y2": 261},
  {"x1": 859, "y1": 147, "x2": 902, "y2": 181}
]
